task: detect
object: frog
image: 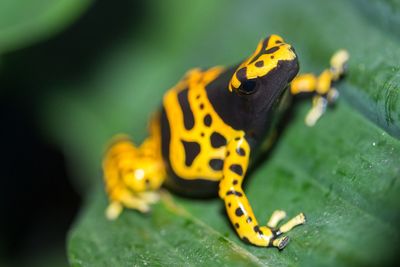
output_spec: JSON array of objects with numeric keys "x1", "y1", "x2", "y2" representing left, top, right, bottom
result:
[{"x1": 103, "y1": 34, "x2": 349, "y2": 249}]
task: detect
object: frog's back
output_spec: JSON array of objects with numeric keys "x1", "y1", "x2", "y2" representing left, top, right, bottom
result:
[{"x1": 160, "y1": 67, "x2": 243, "y2": 196}]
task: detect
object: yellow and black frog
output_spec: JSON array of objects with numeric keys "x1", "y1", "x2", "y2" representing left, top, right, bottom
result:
[{"x1": 103, "y1": 34, "x2": 349, "y2": 249}]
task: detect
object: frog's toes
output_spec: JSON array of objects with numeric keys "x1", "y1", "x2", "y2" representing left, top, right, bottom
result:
[
  {"x1": 106, "y1": 201, "x2": 123, "y2": 220},
  {"x1": 137, "y1": 191, "x2": 161, "y2": 204},
  {"x1": 266, "y1": 211, "x2": 306, "y2": 249},
  {"x1": 327, "y1": 88, "x2": 339, "y2": 104},
  {"x1": 279, "y1": 212, "x2": 306, "y2": 233},
  {"x1": 119, "y1": 193, "x2": 152, "y2": 214},
  {"x1": 136, "y1": 203, "x2": 151, "y2": 213},
  {"x1": 305, "y1": 96, "x2": 327, "y2": 127},
  {"x1": 267, "y1": 210, "x2": 287, "y2": 228},
  {"x1": 272, "y1": 235, "x2": 290, "y2": 250}
]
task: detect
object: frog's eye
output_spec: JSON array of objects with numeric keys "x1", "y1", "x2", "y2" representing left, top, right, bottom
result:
[{"x1": 238, "y1": 79, "x2": 257, "y2": 95}]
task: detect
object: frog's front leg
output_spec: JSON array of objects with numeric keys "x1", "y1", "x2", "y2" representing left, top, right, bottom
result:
[
  {"x1": 103, "y1": 135, "x2": 166, "y2": 220},
  {"x1": 290, "y1": 49, "x2": 349, "y2": 126},
  {"x1": 219, "y1": 135, "x2": 305, "y2": 249}
]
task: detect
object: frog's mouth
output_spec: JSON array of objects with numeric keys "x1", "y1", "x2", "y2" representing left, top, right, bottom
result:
[
  {"x1": 258, "y1": 83, "x2": 289, "y2": 114},
  {"x1": 252, "y1": 59, "x2": 298, "y2": 114}
]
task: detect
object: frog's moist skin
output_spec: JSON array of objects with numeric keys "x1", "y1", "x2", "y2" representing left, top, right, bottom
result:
[{"x1": 103, "y1": 34, "x2": 349, "y2": 249}]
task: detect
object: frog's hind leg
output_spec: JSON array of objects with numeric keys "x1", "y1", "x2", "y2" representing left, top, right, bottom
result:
[
  {"x1": 290, "y1": 50, "x2": 349, "y2": 126},
  {"x1": 219, "y1": 135, "x2": 305, "y2": 249},
  {"x1": 103, "y1": 117, "x2": 166, "y2": 220}
]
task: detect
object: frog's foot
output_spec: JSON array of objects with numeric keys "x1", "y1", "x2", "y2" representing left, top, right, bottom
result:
[
  {"x1": 268, "y1": 211, "x2": 306, "y2": 250},
  {"x1": 106, "y1": 190, "x2": 161, "y2": 220},
  {"x1": 103, "y1": 134, "x2": 165, "y2": 220},
  {"x1": 278, "y1": 212, "x2": 306, "y2": 233},
  {"x1": 267, "y1": 210, "x2": 287, "y2": 228},
  {"x1": 106, "y1": 201, "x2": 123, "y2": 220},
  {"x1": 272, "y1": 236, "x2": 290, "y2": 250},
  {"x1": 290, "y1": 49, "x2": 349, "y2": 126},
  {"x1": 136, "y1": 191, "x2": 161, "y2": 205},
  {"x1": 305, "y1": 96, "x2": 327, "y2": 126}
]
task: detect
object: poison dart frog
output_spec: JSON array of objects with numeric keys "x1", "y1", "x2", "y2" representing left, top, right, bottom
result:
[{"x1": 103, "y1": 34, "x2": 349, "y2": 249}]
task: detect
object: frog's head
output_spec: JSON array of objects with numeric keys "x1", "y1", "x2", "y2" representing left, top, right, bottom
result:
[{"x1": 229, "y1": 35, "x2": 299, "y2": 107}]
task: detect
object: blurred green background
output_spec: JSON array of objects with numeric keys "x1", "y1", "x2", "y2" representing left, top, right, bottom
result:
[{"x1": 1, "y1": 0, "x2": 399, "y2": 266}]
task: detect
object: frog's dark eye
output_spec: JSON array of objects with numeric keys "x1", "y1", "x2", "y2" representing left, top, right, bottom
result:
[{"x1": 238, "y1": 80, "x2": 257, "y2": 94}]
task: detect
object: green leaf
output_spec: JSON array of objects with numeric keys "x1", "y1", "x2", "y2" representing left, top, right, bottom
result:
[
  {"x1": 352, "y1": 0, "x2": 400, "y2": 36},
  {"x1": 0, "y1": 0, "x2": 93, "y2": 54},
  {"x1": 24, "y1": 0, "x2": 399, "y2": 265}
]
